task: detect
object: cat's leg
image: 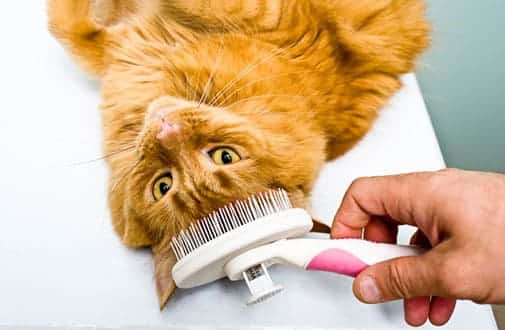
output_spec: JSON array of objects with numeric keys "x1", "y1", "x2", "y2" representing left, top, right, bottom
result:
[
  {"x1": 93, "y1": 0, "x2": 164, "y2": 26},
  {"x1": 48, "y1": 0, "x2": 165, "y2": 76},
  {"x1": 324, "y1": 0, "x2": 430, "y2": 73},
  {"x1": 312, "y1": 217, "x2": 331, "y2": 234},
  {"x1": 161, "y1": 0, "x2": 283, "y2": 32},
  {"x1": 320, "y1": 0, "x2": 430, "y2": 160}
]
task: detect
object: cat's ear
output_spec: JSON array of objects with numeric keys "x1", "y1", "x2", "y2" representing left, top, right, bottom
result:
[
  {"x1": 311, "y1": 217, "x2": 331, "y2": 234},
  {"x1": 153, "y1": 243, "x2": 177, "y2": 310},
  {"x1": 334, "y1": 0, "x2": 430, "y2": 73}
]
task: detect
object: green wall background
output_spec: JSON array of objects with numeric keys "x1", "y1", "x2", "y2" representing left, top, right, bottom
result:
[{"x1": 417, "y1": 1, "x2": 505, "y2": 172}]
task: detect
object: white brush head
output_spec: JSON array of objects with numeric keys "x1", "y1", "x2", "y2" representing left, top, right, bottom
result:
[{"x1": 171, "y1": 189, "x2": 313, "y2": 288}]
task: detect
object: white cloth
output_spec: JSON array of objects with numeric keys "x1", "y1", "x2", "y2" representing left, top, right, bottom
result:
[{"x1": 0, "y1": 1, "x2": 497, "y2": 329}]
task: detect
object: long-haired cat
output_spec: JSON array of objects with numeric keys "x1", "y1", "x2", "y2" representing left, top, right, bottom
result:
[{"x1": 48, "y1": 0, "x2": 429, "y2": 308}]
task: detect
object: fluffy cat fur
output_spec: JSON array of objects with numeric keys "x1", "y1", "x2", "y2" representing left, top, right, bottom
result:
[{"x1": 48, "y1": 0, "x2": 430, "y2": 309}]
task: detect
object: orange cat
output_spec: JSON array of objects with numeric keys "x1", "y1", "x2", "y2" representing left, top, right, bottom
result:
[{"x1": 48, "y1": 0, "x2": 430, "y2": 308}]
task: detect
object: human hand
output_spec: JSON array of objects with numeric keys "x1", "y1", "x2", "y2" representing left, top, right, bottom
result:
[{"x1": 331, "y1": 169, "x2": 505, "y2": 326}]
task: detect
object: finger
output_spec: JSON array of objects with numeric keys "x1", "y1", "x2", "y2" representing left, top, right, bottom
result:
[
  {"x1": 364, "y1": 217, "x2": 398, "y2": 244},
  {"x1": 332, "y1": 173, "x2": 434, "y2": 239},
  {"x1": 353, "y1": 254, "x2": 438, "y2": 303},
  {"x1": 429, "y1": 297, "x2": 457, "y2": 326},
  {"x1": 404, "y1": 297, "x2": 430, "y2": 327},
  {"x1": 331, "y1": 219, "x2": 363, "y2": 239}
]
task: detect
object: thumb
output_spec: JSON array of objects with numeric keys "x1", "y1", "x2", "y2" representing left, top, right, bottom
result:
[{"x1": 353, "y1": 255, "x2": 437, "y2": 303}]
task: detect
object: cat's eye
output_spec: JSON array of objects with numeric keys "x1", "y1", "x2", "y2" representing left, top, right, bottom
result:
[
  {"x1": 209, "y1": 147, "x2": 241, "y2": 165},
  {"x1": 152, "y1": 174, "x2": 173, "y2": 201}
]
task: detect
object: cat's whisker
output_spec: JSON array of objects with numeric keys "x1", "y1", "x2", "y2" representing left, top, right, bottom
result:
[
  {"x1": 221, "y1": 73, "x2": 364, "y2": 108},
  {"x1": 185, "y1": 71, "x2": 191, "y2": 101},
  {"x1": 215, "y1": 69, "x2": 318, "y2": 107},
  {"x1": 110, "y1": 157, "x2": 144, "y2": 194},
  {"x1": 225, "y1": 94, "x2": 313, "y2": 109},
  {"x1": 208, "y1": 45, "x2": 290, "y2": 106},
  {"x1": 198, "y1": 34, "x2": 225, "y2": 107},
  {"x1": 192, "y1": 66, "x2": 202, "y2": 103},
  {"x1": 67, "y1": 145, "x2": 136, "y2": 167},
  {"x1": 208, "y1": 40, "x2": 295, "y2": 107}
]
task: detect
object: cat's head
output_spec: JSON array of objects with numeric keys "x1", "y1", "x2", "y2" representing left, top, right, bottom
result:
[
  {"x1": 107, "y1": 95, "x2": 326, "y2": 306},
  {"x1": 111, "y1": 95, "x2": 324, "y2": 240}
]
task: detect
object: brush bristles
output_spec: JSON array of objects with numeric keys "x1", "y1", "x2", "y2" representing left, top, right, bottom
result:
[{"x1": 171, "y1": 189, "x2": 293, "y2": 261}]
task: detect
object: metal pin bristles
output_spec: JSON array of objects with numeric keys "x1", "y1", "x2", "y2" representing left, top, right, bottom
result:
[{"x1": 170, "y1": 189, "x2": 292, "y2": 261}]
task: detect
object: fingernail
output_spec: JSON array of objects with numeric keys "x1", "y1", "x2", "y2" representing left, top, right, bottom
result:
[{"x1": 359, "y1": 276, "x2": 383, "y2": 303}]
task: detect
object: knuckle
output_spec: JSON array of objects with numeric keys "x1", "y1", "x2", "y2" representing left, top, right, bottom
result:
[
  {"x1": 349, "y1": 177, "x2": 372, "y2": 191},
  {"x1": 348, "y1": 176, "x2": 383, "y2": 199},
  {"x1": 386, "y1": 261, "x2": 413, "y2": 298},
  {"x1": 346, "y1": 177, "x2": 373, "y2": 202},
  {"x1": 431, "y1": 168, "x2": 465, "y2": 188},
  {"x1": 424, "y1": 169, "x2": 457, "y2": 196}
]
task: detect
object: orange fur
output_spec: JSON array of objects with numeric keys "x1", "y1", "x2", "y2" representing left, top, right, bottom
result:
[{"x1": 48, "y1": 0, "x2": 430, "y2": 308}]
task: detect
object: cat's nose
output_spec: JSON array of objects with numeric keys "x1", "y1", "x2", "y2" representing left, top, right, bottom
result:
[
  {"x1": 157, "y1": 117, "x2": 180, "y2": 141},
  {"x1": 146, "y1": 106, "x2": 181, "y2": 142}
]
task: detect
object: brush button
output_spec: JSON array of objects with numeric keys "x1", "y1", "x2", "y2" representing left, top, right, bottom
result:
[{"x1": 243, "y1": 264, "x2": 284, "y2": 305}]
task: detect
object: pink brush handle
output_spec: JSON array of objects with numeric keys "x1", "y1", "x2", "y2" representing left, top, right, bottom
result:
[
  {"x1": 303, "y1": 240, "x2": 424, "y2": 278},
  {"x1": 306, "y1": 249, "x2": 370, "y2": 278}
]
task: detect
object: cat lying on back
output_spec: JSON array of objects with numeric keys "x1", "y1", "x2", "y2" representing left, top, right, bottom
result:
[{"x1": 48, "y1": 0, "x2": 429, "y2": 308}]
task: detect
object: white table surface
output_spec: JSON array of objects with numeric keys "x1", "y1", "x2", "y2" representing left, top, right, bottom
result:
[{"x1": 0, "y1": 2, "x2": 498, "y2": 329}]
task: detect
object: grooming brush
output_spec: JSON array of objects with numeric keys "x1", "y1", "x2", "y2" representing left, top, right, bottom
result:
[{"x1": 171, "y1": 189, "x2": 424, "y2": 305}]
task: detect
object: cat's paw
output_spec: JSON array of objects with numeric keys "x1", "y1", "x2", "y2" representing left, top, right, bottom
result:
[
  {"x1": 311, "y1": 217, "x2": 331, "y2": 234},
  {"x1": 92, "y1": 0, "x2": 161, "y2": 26}
]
